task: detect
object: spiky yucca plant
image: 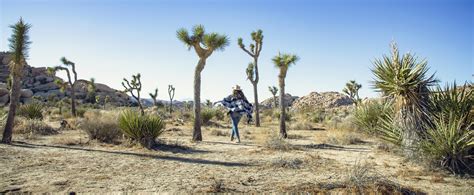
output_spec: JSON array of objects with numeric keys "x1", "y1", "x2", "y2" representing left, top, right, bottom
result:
[
  {"x1": 372, "y1": 42, "x2": 437, "y2": 156},
  {"x1": 118, "y1": 110, "x2": 165, "y2": 148},
  {"x1": 353, "y1": 99, "x2": 394, "y2": 135},
  {"x1": 177, "y1": 25, "x2": 229, "y2": 141},
  {"x1": 17, "y1": 103, "x2": 44, "y2": 120},
  {"x1": 2, "y1": 18, "x2": 31, "y2": 144},
  {"x1": 429, "y1": 82, "x2": 473, "y2": 128}
]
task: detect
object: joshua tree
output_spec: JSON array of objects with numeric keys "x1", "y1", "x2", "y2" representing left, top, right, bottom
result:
[
  {"x1": 104, "y1": 95, "x2": 110, "y2": 109},
  {"x1": 372, "y1": 42, "x2": 437, "y2": 156},
  {"x1": 2, "y1": 19, "x2": 31, "y2": 144},
  {"x1": 268, "y1": 86, "x2": 278, "y2": 108},
  {"x1": 122, "y1": 73, "x2": 144, "y2": 115},
  {"x1": 48, "y1": 57, "x2": 78, "y2": 117},
  {"x1": 149, "y1": 88, "x2": 158, "y2": 107},
  {"x1": 205, "y1": 99, "x2": 212, "y2": 107},
  {"x1": 342, "y1": 80, "x2": 362, "y2": 105},
  {"x1": 87, "y1": 77, "x2": 97, "y2": 104},
  {"x1": 238, "y1": 29, "x2": 263, "y2": 127},
  {"x1": 177, "y1": 25, "x2": 229, "y2": 141},
  {"x1": 168, "y1": 85, "x2": 175, "y2": 114},
  {"x1": 272, "y1": 53, "x2": 299, "y2": 139}
]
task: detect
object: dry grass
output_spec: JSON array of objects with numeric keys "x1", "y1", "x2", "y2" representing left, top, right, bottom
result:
[
  {"x1": 210, "y1": 129, "x2": 229, "y2": 137},
  {"x1": 264, "y1": 135, "x2": 295, "y2": 151},
  {"x1": 323, "y1": 131, "x2": 364, "y2": 145},
  {"x1": 269, "y1": 156, "x2": 304, "y2": 169},
  {"x1": 290, "y1": 121, "x2": 313, "y2": 130},
  {"x1": 14, "y1": 118, "x2": 57, "y2": 138}
]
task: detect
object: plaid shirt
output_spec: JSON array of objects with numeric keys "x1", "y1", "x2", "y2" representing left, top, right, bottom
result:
[{"x1": 216, "y1": 95, "x2": 253, "y2": 119}]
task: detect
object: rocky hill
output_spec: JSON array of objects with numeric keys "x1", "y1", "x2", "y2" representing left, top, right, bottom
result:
[
  {"x1": 260, "y1": 93, "x2": 299, "y2": 109},
  {"x1": 291, "y1": 91, "x2": 353, "y2": 111},
  {"x1": 0, "y1": 52, "x2": 130, "y2": 105}
]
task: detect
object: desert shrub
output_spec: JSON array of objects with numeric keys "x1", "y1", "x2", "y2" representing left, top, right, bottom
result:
[
  {"x1": 201, "y1": 108, "x2": 216, "y2": 125},
  {"x1": 270, "y1": 157, "x2": 303, "y2": 169},
  {"x1": 15, "y1": 119, "x2": 57, "y2": 137},
  {"x1": 345, "y1": 161, "x2": 381, "y2": 190},
  {"x1": 76, "y1": 107, "x2": 87, "y2": 118},
  {"x1": 324, "y1": 131, "x2": 364, "y2": 145},
  {"x1": 290, "y1": 121, "x2": 313, "y2": 130},
  {"x1": 274, "y1": 110, "x2": 292, "y2": 121},
  {"x1": 17, "y1": 103, "x2": 44, "y2": 120},
  {"x1": 118, "y1": 110, "x2": 165, "y2": 148},
  {"x1": 214, "y1": 109, "x2": 226, "y2": 121},
  {"x1": 264, "y1": 135, "x2": 294, "y2": 150},
  {"x1": 353, "y1": 99, "x2": 394, "y2": 134},
  {"x1": 309, "y1": 109, "x2": 326, "y2": 123},
  {"x1": 80, "y1": 115, "x2": 121, "y2": 144},
  {"x1": 210, "y1": 129, "x2": 229, "y2": 137}
]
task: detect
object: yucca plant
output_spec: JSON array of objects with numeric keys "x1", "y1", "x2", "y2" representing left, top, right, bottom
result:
[
  {"x1": 421, "y1": 113, "x2": 473, "y2": 174},
  {"x1": 377, "y1": 111, "x2": 403, "y2": 146},
  {"x1": 372, "y1": 42, "x2": 437, "y2": 156},
  {"x1": 17, "y1": 102, "x2": 44, "y2": 120},
  {"x1": 118, "y1": 110, "x2": 165, "y2": 148},
  {"x1": 353, "y1": 99, "x2": 394, "y2": 135},
  {"x1": 428, "y1": 82, "x2": 473, "y2": 128}
]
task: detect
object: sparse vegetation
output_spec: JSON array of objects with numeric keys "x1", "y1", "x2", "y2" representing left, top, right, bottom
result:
[
  {"x1": 80, "y1": 112, "x2": 122, "y2": 144},
  {"x1": 122, "y1": 73, "x2": 145, "y2": 115},
  {"x1": 48, "y1": 57, "x2": 79, "y2": 117},
  {"x1": 17, "y1": 102, "x2": 43, "y2": 120},
  {"x1": 15, "y1": 118, "x2": 57, "y2": 138}
]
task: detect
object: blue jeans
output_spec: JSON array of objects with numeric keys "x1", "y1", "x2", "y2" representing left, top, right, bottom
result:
[{"x1": 230, "y1": 112, "x2": 242, "y2": 141}]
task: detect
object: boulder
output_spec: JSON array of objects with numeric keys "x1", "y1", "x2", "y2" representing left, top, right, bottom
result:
[
  {"x1": 32, "y1": 82, "x2": 59, "y2": 92},
  {"x1": 0, "y1": 82, "x2": 7, "y2": 89},
  {"x1": 260, "y1": 93, "x2": 299, "y2": 109},
  {"x1": 20, "y1": 89, "x2": 33, "y2": 98},
  {"x1": 0, "y1": 94, "x2": 8, "y2": 105}
]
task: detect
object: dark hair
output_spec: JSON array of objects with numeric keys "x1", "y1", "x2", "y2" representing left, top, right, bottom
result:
[{"x1": 232, "y1": 90, "x2": 248, "y2": 101}]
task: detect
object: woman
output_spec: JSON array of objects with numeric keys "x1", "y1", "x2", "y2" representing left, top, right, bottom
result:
[{"x1": 216, "y1": 85, "x2": 253, "y2": 143}]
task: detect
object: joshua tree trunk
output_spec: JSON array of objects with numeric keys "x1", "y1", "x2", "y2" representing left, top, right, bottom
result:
[
  {"x1": 252, "y1": 82, "x2": 260, "y2": 126},
  {"x1": 193, "y1": 58, "x2": 206, "y2": 141},
  {"x1": 71, "y1": 83, "x2": 76, "y2": 117},
  {"x1": 278, "y1": 76, "x2": 287, "y2": 138},
  {"x1": 2, "y1": 75, "x2": 22, "y2": 143}
]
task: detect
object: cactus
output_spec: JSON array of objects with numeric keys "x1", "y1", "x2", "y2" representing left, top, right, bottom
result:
[
  {"x1": 168, "y1": 85, "x2": 175, "y2": 114},
  {"x1": 122, "y1": 73, "x2": 144, "y2": 115},
  {"x1": 48, "y1": 57, "x2": 78, "y2": 117},
  {"x1": 177, "y1": 25, "x2": 229, "y2": 141},
  {"x1": 238, "y1": 29, "x2": 263, "y2": 127},
  {"x1": 268, "y1": 86, "x2": 278, "y2": 108},
  {"x1": 149, "y1": 88, "x2": 158, "y2": 107}
]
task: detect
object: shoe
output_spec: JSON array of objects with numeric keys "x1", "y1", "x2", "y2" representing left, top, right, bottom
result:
[{"x1": 230, "y1": 136, "x2": 234, "y2": 141}]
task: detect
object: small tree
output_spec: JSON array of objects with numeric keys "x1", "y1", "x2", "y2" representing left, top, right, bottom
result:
[
  {"x1": 268, "y1": 86, "x2": 278, "y2": 108},
  {"x1": 238, "y1": 29, "x2": 263, "y2": 127},
  {"x1": 342, "y1": 80, "x2": 362, "y2": 106},
  {"x1": 168, "y1": 85, "x2": 175, "y2": 114},
  {"x1": 48, "y1": 57, "x2": 78, "y2": 117},
  {"x1": 149, "y1": 88, "x2": 158, "y2": 107},
  {"x1": 122, "y1": 73, "x2": 144, "y2": 115},
  {"x1": 87, "y1": 77, "x2": 97, "y2": 104},
  {"x1": 272, "y1": 53, "x2": 299, "y2": 138},
  {"x1": 2, "y1": 18, "x2": 31, "y2": 144},
  {"x1": 177, "y1": 25, "x2": 229, "y2": 141}
]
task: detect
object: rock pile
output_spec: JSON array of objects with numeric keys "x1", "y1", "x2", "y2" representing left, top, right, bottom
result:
[
  {"x1": 291, "y1": 91, "x2": 353, "y2": 111},
  {"x1": 260, "y1": 93, "x2": 299, "y2": 109},
  {"x1": 0, "y1": 52, "x2": 130, "y2": 105}
]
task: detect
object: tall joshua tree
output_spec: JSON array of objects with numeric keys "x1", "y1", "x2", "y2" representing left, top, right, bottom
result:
[
  {"x1": 372, "y1": 42, "x2": 437, "y2": 156},
  {"x1": 268, "y1": 86, "x2": 278, "y2": 108},
  {"x1": 238, "y1": 29, "x2": 263, "y2": 127},
  {"x1": 149, "y1": 88, "x2": 158, "y2": 107},
  {"x1": 168, "y1": 85, "x2": 175, "y2": 114},
  {"x1": 177, "y1": 25, "x2": 229, "y2": 141},
  {"x1": 122, "y1": 73, "x2": 144, "y2": 115},
  {"x1": 342, "y1": 80, "x2": 362, "y2": 106},
  {"x1": 48, "y1": 57, "x2": 78, "y2": 116},
  {"x1": 2, "y1": 18, "x2": 31, "y2": 144},
  {"x1": 272, "y1": 53, "x2": 299, "y2": 138}
]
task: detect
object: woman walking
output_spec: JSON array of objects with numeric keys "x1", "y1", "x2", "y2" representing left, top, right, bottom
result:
[{"x1": 216, "y1": 85, "x2": 253, "y2": 143}]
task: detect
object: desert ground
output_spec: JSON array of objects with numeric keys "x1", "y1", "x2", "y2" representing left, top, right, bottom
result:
[{"x1": 1, "y1": 112, "x2": 472, "y2": 194}]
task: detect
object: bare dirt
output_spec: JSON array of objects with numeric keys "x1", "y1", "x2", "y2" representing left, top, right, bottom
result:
[{"x1": 0, "y1": 120, "x2": 473, "y2": 194}]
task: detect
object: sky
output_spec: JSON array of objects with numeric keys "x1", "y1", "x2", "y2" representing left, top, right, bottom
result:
[{"x1": 0, "y1": 0, "x2": 472, "y2": 102}]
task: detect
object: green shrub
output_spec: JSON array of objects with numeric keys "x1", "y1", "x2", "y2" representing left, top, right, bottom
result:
[
  {"x1": 118, "y1": 110, "x2": 165, "y2": 148},
  {"x1": 353, "y1": 100, "x2": 393, "y2": 134},
  {"x1": 274, "y1": 110, "x2": 292, "y2": 121},
  {"x1": 309, "y1": 109, "x2": 326, "y2": 123},
  {"x1": 201, "y1": 108, "x2": 216, "y2": 125},
  {"x1": 17, "y1": 103, "x2": 44, "y2": 120},
  {"x1": 76, "y1": 108, "x2": 87, "y2": 118},
  {"x1": 81, "y1": 117, "x2": 122, "y2": 144}
]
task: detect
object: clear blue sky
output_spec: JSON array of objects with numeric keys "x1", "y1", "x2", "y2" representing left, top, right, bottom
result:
[{"x1": 0, "y1": 0, "x2": 472, "y2": 101}]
